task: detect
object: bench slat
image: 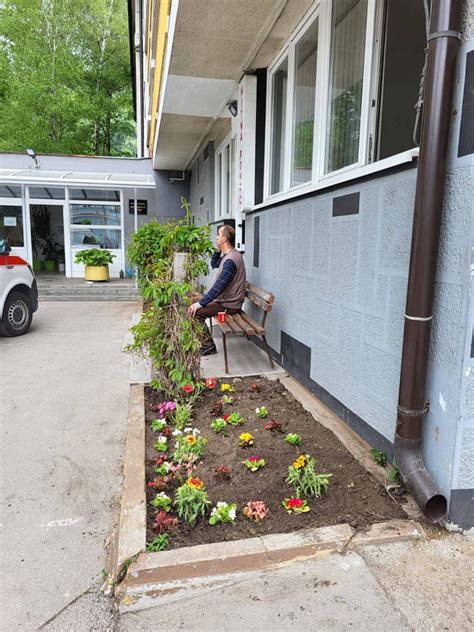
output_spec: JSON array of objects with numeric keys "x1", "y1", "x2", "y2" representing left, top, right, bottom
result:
[
  {"x1": 232, "y1": 313, "x2": 257, "y2": 336},
  {"x1": 240, "y1": 312, "x2": 265, "y2": 335},
  {"x1": 216, "y1": 318, "x2": 245, "y2": 336},
  {"x1": 225, "y1": 316, "x2": 246, "y2": 336},
  {"x1": 245, "y1": 290, "x2": 273, "y2": 312},
  {"x1": 246, "y1": 282, "x2": 274, "y2": 304}
]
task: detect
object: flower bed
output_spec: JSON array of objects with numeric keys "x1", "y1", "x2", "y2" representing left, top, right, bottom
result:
[{"x1": 145, "y1": 377, "x2": 405, "y2": 550}]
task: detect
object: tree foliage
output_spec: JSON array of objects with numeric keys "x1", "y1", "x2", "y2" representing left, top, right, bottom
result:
[{"x1": 0, "y1": 0, "x2": 135, "y2": 156}]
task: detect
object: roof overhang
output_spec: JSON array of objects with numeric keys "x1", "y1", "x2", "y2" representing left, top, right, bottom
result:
[
  {"x1": 0, "y1": 169, "x2": 156, "y2": 189},
  {"x1": 153, "y1": 0, "x2": 313, "y2": 169}
]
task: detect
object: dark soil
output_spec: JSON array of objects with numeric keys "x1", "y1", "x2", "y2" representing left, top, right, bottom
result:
[{"x1": 145, "y1": 377, "x2": 406, "y2": 549}]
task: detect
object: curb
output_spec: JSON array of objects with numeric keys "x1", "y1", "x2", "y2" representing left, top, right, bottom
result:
[
  {"x1": 114, "y1": 384, "x2": 146, "y2": 575},
  {"x1": 116, "y1": 519, "x2": 424, "y2": 612}
]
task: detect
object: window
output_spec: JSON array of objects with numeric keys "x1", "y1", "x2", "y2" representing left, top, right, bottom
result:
[
  {"x1": 265, "y1": 0, "x2": 424, "y2": 200},
  {"x1": 70, "y1": 189, "x2": 121, "y2": 251},
  {"x1": 292, "y1": 19, "x2": 319, "y2": 186},
  {"x1": 214, "y1": 137, "x2": 236, "y2": 218},
  {"x1": 325, "y1": 0, "x2": 368, "y2": 173},
  {"x1": 0, "y1": 186, "x2": 21, "y2": 198},
  {"x1": 270, "y1": 58, "x2": 288, "y2": 194},
  {"x1": 0, "y1": 205, "x2": 23, "y2": 247},
  {"x1": 29, "y1": 187, "x2": 65, "y2": 200}
]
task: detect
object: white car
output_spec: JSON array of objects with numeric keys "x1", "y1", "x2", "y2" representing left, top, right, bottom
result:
[{"x1": 0, "y1": 242, "x2": 38, "y2": 336}]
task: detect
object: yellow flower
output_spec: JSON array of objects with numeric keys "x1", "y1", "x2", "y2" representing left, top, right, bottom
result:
[
  {"x1": 220, "y1": 383, "x2": 234, "y2": 392},
  {"x1": 239, "y1": 432, "x2": 253, "y2": 442},
  {"x1": 187, "y1": 477, "x2": 204, "y2": 489},
  {"x1": 293, "y1": 455, "x2": 306, "y2": 470},
  {"x1": 185, "y1": 435, "x2": 197, "y2": 445}
]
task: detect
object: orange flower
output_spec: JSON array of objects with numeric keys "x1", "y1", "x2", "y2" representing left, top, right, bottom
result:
[
  {"x1": 185, "y1": 435, "x2": 197, "y2": 445},
  {"x1": 205, "y1": 378, "x2": 217, "y2": 389},
  {"x1": 187, "y1": 476, "x2": 204, "y2": 489}
]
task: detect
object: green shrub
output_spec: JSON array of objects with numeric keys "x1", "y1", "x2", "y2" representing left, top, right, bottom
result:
[{"x1": 74, "y1": 248, "x2": 115, "y2": 266}]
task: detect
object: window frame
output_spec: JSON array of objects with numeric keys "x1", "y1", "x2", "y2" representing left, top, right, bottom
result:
[
  {"x1": 263, "y1": 0, "x2": 414, "y2": 202},
  {"x1": 214, "y1": 134, "x2": 236, "y2": 220}
]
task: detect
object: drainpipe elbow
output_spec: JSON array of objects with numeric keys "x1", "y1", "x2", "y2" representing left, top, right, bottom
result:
[{"x1": 394, "y1": 435, "x2": 447, "y2": 523}]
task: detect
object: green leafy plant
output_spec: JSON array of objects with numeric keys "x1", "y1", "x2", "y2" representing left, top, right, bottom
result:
[
  {"x1": 370, "y1": 448, "x2": 388, "y2": 468},
  {"x1": 286, "y1": 454, "x2": 332, "y2": 498},
  {"x1": 242, "y1": 456, "x2": 265, "y2": 472},
  {"x1": 255, "y1": 406, "x2": 268, "y2": 419},
  {"x1": 153, "y1": 436, "x2": 168, "y2": 453},
  {"x1": 387, "y1": 460, "x2": 401, "y2": 484},
  {"x1": 285, "y1": 433, "x2": 302, "y2": 446},
  {"x1": 172, "y1": 403, "x2": 192, "y2": 430},
  {"x1": 146, "y1": 534, "x2": 169, "y2": 552},
  {"x1": 126, "y1": 198, "x2": 214, "y2": 399},
  {"x1": 221, "y1": 395, "x2": 234, "y2": 405},
  {"x1": 174, "y1": 480, "x2": 211, "y2": 524},
  {"x1": 172, "y1": 433, "x2": 207, "y2": 462},
  {"x1": 154, "y1": 463, "x2": 169, "y2": 476},
  {"x1": 151, "y1": 419, "x2": 167, "y2": 432},
  {"x1": 211, "y1": 418, "x2": 227, "y2": 433},
  {"x1": 226, "y1": 412, "x2": 245, "y2": 426},
  {"x1": 150, "y1": 492, "x2": 172, "y2": 511},
  {"x1": 74, "y1": 248, "x2": 115, "y2": 266},
  {"x1": 209, "y1": 502, "x2": 237, "y2": 525}
]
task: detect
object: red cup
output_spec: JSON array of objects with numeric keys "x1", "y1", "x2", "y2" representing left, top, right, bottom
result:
[{"x1": 217, "y1": 312, "x2": 227, "y2": 323}]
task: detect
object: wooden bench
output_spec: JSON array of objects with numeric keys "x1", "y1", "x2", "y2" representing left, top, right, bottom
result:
[{"x1": 215, "y1": 282, "x2": 275, "y2": 374}]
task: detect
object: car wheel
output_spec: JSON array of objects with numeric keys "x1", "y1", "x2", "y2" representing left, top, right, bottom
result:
[{"x1": 1, "y1": 291, "x2": 33, "y2": 336}]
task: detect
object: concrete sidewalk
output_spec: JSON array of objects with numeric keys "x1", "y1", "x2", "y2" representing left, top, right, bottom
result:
[
  {"x1": 119, "y1": 532, "x2": 473, "y2": 631},
  {"x1": 0, "y1": 301, "x2": 137, "y2": 630}
]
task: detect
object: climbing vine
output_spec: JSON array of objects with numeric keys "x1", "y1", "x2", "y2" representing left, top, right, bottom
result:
[{"x1": 127, "y1": 199, "x2": 214, "y2": 398}]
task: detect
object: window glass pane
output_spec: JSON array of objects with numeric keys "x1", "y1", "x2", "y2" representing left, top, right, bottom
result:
[
  {"x1": 29, "y1": 187, "x2": 65, "y2": 199},
  {"x1": 69, "y1": 189, "x2": 120, "y2": 201},
  {"x1": 215, "y1": 154, "x2": 222, "y2": 217},
  {"x1": 325, "y1": 0, "x2": 368, "y2": 173},
  {"x1": 225, "y1": 144, "x2": 231, "y2": 214},
  {"x1": 376, "y1": 0, "x2": 426, "y2": 159},
  {"x1": 0, "y1": 185, "x2": 22, "y2": 198},
  {"x1": 71, "y1": 228, "x2": 121, "y2": 249},
  {"x1": 71, "y1": 204, "x2": 121, "y2": 226},
  {"x1": 0, "y1": 205, "x2": 23, "y2": 246},
  {"x1": 292, "y1": 19, "x2": 319, "y2": 186},
  {"x1": 270, "y1": 58, "x2": 288, "y2": 194}
]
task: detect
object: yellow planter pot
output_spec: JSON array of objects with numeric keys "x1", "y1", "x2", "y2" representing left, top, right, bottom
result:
[{"x1": 84, "y1": 265, "x2": 109, "y2": 282}]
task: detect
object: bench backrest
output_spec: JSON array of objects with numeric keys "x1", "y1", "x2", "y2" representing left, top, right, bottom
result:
[{"x1": 245, "y1": 282, "x2": 275, "y2": 326}]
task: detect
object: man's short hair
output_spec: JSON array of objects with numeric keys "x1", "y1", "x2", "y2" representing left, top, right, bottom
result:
[{"x1": 219, "y1": 224, "x2": 235, "y2": 246}]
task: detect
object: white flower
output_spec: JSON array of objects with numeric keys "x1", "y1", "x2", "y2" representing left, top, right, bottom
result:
[
  {"x1": 184, "y1": 427, "x2": 193, "y2": 433},
  {"x1": 255, "y1": 408, "x2": 260, "y2": 414},
  {"x1": 192, "y1": 428, "x2": 201, "y2": 435},
  {"x1": 210, "y1": 507, "x2": 218, "y2": 516},
  {"x1": 159, "y1": 418, "x2": 166, "y2": 424},
  {"x1": 163, "y1": 462, "x2": 172, "y2": 472},
  {"x1": 216, "y1": 501, "x2": 227, "y2": 508},
  {"x1": 157, "y1": 435, "x2": 167, "y2": 443},
  {"x1": 229, "y1": 507, "x2": 236, "y2": 520},
  {"x1": 172, "y1": 429, "x2": 182, "y2": 436},
  {"x1": 157, "y1": 492, "x2": 170, "y2": 500}
]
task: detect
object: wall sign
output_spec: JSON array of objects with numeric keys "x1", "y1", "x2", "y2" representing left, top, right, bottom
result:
[
  {"x1": 3, "y1": 217, "x2": 17, "y2": 226},
  {"x1": 128, "y1": 199, "x2": 148, "y2": 215}
]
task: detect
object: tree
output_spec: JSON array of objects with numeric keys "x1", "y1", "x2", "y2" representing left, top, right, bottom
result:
[{"x1": 0, "y1": 0, "x2": 135, "y2": 156}]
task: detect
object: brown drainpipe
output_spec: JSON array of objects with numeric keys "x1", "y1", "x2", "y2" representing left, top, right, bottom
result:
[{"x1": 395, "y1": 0, "x2": 462, "y2": 523}]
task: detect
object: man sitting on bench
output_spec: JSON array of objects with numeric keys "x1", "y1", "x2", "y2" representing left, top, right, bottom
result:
[{"x1": 187, "y1": 224, "x2": 247, "y2": 356}]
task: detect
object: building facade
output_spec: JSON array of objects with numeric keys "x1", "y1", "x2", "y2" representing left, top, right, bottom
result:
[
  {"x1": 132, "y1": 0, "x2": 474, "y2": 527},
  {"x1": 0, "y1": 153, "x2": 188, "y2": 277}
]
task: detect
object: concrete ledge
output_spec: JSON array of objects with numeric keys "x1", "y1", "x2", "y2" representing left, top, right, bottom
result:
[
  {"x1": 114, "y1": 384, "x2": 146, "y2": 574},
  {"x1": 348, "y1": 519, "x2": 425, "y2": 548}
]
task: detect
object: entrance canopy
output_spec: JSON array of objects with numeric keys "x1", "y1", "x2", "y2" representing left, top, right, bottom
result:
[{"x1": 0, "y1": 168, "x2": 156, "y2": 189}]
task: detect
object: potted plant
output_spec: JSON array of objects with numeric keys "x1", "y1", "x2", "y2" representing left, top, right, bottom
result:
[
  {"x1": 41, "y1": 238, "x2": 64, "y2": 272},
  {"x1": 74, "y1": 248, "x2": 115, "y2": 282}
]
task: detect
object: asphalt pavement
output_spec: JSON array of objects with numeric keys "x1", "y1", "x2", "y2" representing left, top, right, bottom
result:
[{"x1": 0, "y1": 301, "x2": 136, "y2": 631}]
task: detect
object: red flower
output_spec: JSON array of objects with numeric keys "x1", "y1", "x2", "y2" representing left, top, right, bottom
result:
[
  {"x1": 161, "y1": 426, "x2": 172, "y2": 437},
  {"x1": 287, "y1": 498, "x2": 303, "y2": 508},
  {"x1": 251, "y1": 383, "x2": 257, "y2": 390},
  {"x1": 249, "y1": 456, "x2": 260, "y2": 462},
  {"x1": 147, "y1": 481, "x2": 155, "y2": 487},
  {"x1": 205, "y1": 378, "x2": 217, "y2": 389},
  {"x1": 223, "y1": 415, "x2": 229, "y2": 421},
  {"x1": 182, "y1": 384, "x2": 194, "y2": 394}
]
